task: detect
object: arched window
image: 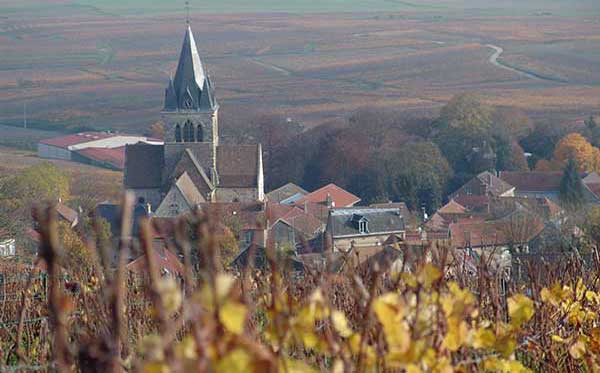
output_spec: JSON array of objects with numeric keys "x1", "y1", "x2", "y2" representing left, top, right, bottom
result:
[
  {"x1": 175, "y1": 124, "x2": 182, "y2": 143},
  {"x1": 196, "y1": 125, "x2": 203, "y2": 142},
  {"x1": 183, "y1": 121, "x2": 194, "y2": 142}
]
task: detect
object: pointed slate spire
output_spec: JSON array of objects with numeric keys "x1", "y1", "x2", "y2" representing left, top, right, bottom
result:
[
  {"x1": 164, "y1": 77, "x2": 177, "y2": 111},
  {"x1": 164, "y1": 25, "x2": 216, "y2": 111}
]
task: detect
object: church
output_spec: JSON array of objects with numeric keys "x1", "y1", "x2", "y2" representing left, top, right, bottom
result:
[{"x1": 124, "y1": 25, "x2": 265, "y2": 217}]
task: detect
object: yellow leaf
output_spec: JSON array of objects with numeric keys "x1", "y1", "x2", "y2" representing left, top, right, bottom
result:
[
  {"x1": 432, "y1": 357, "x2": 453, "y2": 373},
  {"x1": 143, "y1": 362, "x2": 170, "y2": 373},
  {"x1": 157, "y1": 277, "x2": 182, "y2": 316},
  {"x1": 219, "y1": 301, "x2": 247, "y2": 335},
  {"x1": 215, "y1": 348, "x2": 253, "y2": 372},
  {"x1": 139, "y1": 334, "x2": 164, "y2": 361},
  {"x1": 174, "y1": 336, "x2": 197, "y2": 359},
  {"x1": 331, "y1": 310, "x2": 353, "y2": 338},
  {"x1": 507, "y1": 294, "x2": 534, "y2": 327},
  {"x1": 551, "y1": 335, "x2": 570, "y2": 344},
  {"x1": 406, "y1": 364, "x2": 423, "y2": 373},
  {"x1": 279, "y1": 358, "x2": 318, "y2": 373},
  {"x1": 443, "y1": 319, "x2": 469, "y2": 351},
  {"x1": 195, "y1": 273, "x2": 235, "y2": 310},
  {"x1": 569, "y1": 340, "x2": 586, "y2": 359},
  {"x1": 483, "y1": 357, "x2": 531, "y2": 373},
  {"x1": 401, "y1": 272, "x2": 418, "y2": 289},
  {"x1": 418, "y1": 263, "x2": 441, "y2": 288},
  {"x1": 472, "y1": 327, "x2": 496, "y2": 349},
  {"x1": 332, "y1": 359, "x2": 344, "y2": 373}
]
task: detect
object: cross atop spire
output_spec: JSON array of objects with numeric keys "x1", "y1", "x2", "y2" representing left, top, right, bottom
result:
[{"x1": 185, "y1": 1, "x2": 190, "y2": 25}]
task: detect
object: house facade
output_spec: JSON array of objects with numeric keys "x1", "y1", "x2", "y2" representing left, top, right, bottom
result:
[{"x1": 326, "y1": 208, "x2": 406, "y2": 253}]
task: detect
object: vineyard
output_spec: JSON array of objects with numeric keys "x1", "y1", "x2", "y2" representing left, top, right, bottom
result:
[{"x1": 1, "y1": 198, "x2": 600, "y2": 372}]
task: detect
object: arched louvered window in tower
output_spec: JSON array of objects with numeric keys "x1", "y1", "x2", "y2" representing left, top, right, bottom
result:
[
  {"x1": 183, "y1": 121, "x2": 195, "y2": 142},
  {"x1": 196, "y1": 125, "x2": 203, "y2": 142},
  {"x1": 175, "y1": 124, "x2": 182, "y2": 143}
]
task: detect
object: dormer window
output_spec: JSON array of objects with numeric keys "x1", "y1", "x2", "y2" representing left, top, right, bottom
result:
[
  {"x1": 351, "y1": 214, "x2": 369, "y2": 235},
  {"x1": 359, "y1": 220, "x2": 369, "y2": 234}
]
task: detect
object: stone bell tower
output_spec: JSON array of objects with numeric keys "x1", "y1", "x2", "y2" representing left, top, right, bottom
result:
[{"x1": 162, "y1": 25, "x2": 219, "y2": 169}]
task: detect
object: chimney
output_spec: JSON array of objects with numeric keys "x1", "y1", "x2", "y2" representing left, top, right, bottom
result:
[
  {"x1": 304, "y1": 200, "x2": 308, "y2": 213},
  {"x1": 326, "y1": 193, "x2": 334, "y2": 209}
]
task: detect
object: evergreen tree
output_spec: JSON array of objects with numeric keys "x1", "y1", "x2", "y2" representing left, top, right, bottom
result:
[{"x1": 559, "y1": 158, "x2": 585, "y2": 209}]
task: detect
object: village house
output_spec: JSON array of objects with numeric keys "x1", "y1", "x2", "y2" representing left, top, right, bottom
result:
[
  {"x1": 499, "y1": 171, "x2": 600, "y2": 203},
  {"x1": 0, "y1": 231, "x2": 15, "y2": 257},
  {"x1": 266, "y1": 183, "x2": 308, "y2": 205},
  {"x1": 326, "y1": 208, "x2": 406, "y2": 253},
  {"x1": 38, "y1": 131, "x2": 160, "y2": 170}
]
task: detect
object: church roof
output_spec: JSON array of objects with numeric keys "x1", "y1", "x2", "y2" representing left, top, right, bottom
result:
[
  {"x1": 125, "y1": 143, "x2": 260, "y2": 190},
  {"x1": 174, "y1": 172, "x2": 205, "y2": 206},
  {"x1": 124, "y1": 143, "x2": 164, "y2": 189},
  {"x1": 217, "y1": 145, "x2": 260, "y2": 188},
  {"x1": 164, "y1": 26, "x2": 216, "y2": 112}
]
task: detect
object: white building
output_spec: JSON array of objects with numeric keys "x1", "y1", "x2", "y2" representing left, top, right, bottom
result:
[
  {"x1": 0, "y1": 238, "x2": 16, "y2": 257},
  {"x1": 38, "y1": 132, "x2": 162, "y2": 161}
]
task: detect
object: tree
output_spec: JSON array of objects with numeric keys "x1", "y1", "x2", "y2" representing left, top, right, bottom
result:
[
  {"x1": 584, "y1": 115, "x2": 600, "y2": 148},
  {"x1": 559, "y1": 158, "x2": 586, "y2": 209},
  {"x1": 381, "y1": 142, "x2": 452, "y2": 213},
  {"x1": 520, "y1": 120, "x2": 570, "y2": 164},
  {"x1": 58, "y1": 221, "x2": 94, "y2": 276},
  {"x1": 0, "y1": 162, "x2": 70, "y2": 238},
  {"x1": 433, "y1": 94, "x2": 494, "y2": 174},
  {"x1": 149, "y1": 121, "x2": 165, "y2": 140},
  {"x1": 582, "y1": 206, "x2": 600, "y2": 249},
  {"x1": 495, "y1": 136, "x2": 528, "y2": 171},
  {"x1": 553, "y1": 133, "x2": 600, "y2": 172}
]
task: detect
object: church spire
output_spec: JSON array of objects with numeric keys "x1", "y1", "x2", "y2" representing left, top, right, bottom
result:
[{"x1": 164, "y1": 25, "x2": 216, "y2": 112}]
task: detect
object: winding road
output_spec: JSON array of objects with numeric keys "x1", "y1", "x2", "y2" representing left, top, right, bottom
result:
[{"x1": 485, "y1": 44, "x2": 545, "y2": 81}]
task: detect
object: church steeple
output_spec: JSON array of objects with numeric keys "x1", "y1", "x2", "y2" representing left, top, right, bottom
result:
[{"x1": 164, "y1": 25, "x2": 216, "y2": 112}]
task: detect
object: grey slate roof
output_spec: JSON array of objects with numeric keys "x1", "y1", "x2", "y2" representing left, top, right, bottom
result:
[
  {"x1": 164, "y1": 26, "x2": 216, "y2": 112},
  {"x1": 126, "y1": 143, "x2": 259, "y2": 190},
  {"x1": 327, "y1": 208, "x2": 405, "y2": 238},
  {"x1": 267, "y1": 183, "x2": 308, "y2": 204},
  {"x1": 174, "y1": 172, "x2": 205, "y2": 206},
  {"x1": 217, "y1": 145, "x2": 259, "y2": 188},
  {"x1": 124, "y1": 143, "x2": 164, "y2": 189}
]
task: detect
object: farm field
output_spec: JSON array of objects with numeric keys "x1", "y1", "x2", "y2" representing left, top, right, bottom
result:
[
  {"x1": 1, "y1": 2, "x2": 600, "y2": 136},
  {"x1": 0, "y1": 146, "x2": 122, "y2": 202}
]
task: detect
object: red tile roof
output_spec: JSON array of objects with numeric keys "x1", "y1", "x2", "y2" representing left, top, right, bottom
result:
[
  {"x1": 453, "y1": 195, "x2": 490, "y2": 211},
  {"x1": 449, "y1": 217, "x2": 543, "y2": 249},
  {"x1": 295, "y1": 183, "x2": 360, "y2": 208},
  {"x1": 438, "y1": 200, "x2": 467, "y2": 214},
  {"x1": 39, "y1": 132, "x2": 116, "y2": 149},
  {"x1": 76, "y1": 146, "x2": 125, "y2": 170},
  {"x1": 199, "y1": 202, "x2": 265, "y2": 231},
  {"x1": 126, "y1": 246, "x2": 184, "y2": 277},
  {"x1": 499, "y1": 172, "x2": 563, "y2": 192}
]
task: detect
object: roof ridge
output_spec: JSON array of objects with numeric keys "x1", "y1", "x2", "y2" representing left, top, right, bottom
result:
[{"x1": 183, "y1": 148, "x2": 214, "y2": 191}]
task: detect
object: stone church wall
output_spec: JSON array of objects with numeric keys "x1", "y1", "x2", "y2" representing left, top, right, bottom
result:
[
  {"x1": 216, "y1": 188, "x2": 258, "y2": 203},
  {"x1": 130, "y1": 188, "x2": 162, "y2": 211}
]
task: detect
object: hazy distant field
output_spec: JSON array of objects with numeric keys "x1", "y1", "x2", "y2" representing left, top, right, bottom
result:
[
  {"x1": 3, "y1": 0, "x2": 600, "y2": 15},
  {"x1": 1, "y1": 1, "x2": 600, "y2": 137}
]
